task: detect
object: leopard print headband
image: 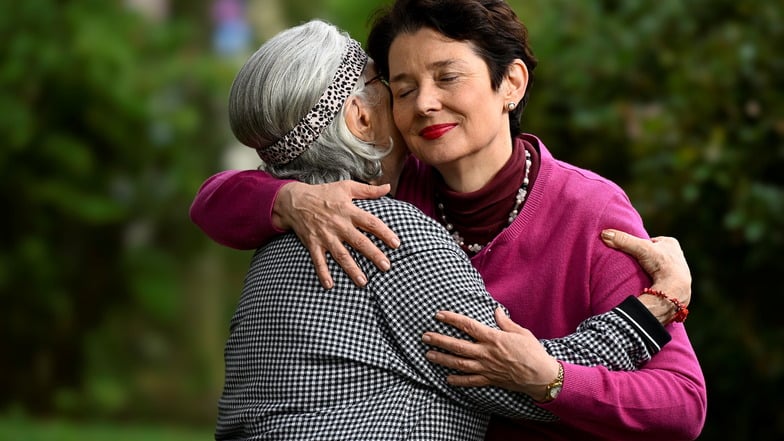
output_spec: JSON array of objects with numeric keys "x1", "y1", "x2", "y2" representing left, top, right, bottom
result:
[{"x1": 258, "y1": 38, "x2": 368, "y2": 165}]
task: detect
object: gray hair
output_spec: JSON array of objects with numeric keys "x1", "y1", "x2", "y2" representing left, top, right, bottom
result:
[{"x1": 228, "y1": 20, "x2": 389, "y2": 184}]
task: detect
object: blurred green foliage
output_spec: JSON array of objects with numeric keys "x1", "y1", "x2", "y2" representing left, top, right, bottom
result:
[
  {"x1": 0, "y1": 0, "x2": 237, "y2": 424},
  {"x1": 0, "y1": 415, "x2": 210, "y2": 441},
  {"x1": 1, "y1": 0, "x2": 782, "y2": 440}
]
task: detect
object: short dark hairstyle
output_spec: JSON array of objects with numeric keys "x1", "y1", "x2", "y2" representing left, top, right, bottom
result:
[{"x1": 367, "y1": 0, "x2": 538, "y2": 136}]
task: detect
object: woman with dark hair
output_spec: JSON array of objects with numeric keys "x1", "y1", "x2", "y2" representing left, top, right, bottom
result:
[{"x1": 193, "y1": 1, "x2": 705, "y2": 439}]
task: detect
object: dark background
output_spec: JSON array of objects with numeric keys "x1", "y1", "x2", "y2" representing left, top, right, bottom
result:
[{"x1": 1, "y1": 0, "x2": 781, "y2": 439}]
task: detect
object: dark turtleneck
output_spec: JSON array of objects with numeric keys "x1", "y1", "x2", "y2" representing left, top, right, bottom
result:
[{"x1": 435, "y1": 138, "x2": 540, "y2": 255}]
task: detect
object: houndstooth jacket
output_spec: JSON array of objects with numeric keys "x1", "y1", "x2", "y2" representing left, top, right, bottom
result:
[{"x1": 216, "y1": 197, "x2": 665, "y2": 440}]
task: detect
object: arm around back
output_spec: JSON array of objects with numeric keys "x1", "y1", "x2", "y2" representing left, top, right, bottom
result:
[
  {"x1": 190, "y1": 169, "x2": 401, "y2": 288},
  {"x1": 189, "y1": 169, "x2": 289, "y2": 250},
  {"x1": 356, "y1": 198, "x2": 657, "y2": 421}
]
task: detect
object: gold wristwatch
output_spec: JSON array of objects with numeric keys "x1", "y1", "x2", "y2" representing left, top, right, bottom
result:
[{"x1": 541, "y1": 361, "x2": 564, "y2": 402}]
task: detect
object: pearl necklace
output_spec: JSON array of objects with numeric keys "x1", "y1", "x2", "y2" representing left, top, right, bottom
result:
[{"x1": 437, "y1": 150, "x2": 532, "y2": 254}]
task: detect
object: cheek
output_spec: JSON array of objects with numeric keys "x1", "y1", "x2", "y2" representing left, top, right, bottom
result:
[{"x1": 392, "y1": 107, "x2": 406, "y2": 130}]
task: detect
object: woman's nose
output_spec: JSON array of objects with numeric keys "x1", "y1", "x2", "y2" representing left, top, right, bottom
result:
[{"x1": 414, "y1": 82, "x2": 441, "y2": 115}]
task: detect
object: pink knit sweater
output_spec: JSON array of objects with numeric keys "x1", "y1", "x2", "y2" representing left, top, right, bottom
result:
[{"x1": 190, "y1": 134, "x2": 707, "y2": 440}]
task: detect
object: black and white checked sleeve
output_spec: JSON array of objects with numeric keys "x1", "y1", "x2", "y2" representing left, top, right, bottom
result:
[{"x1": 541, "y1": 296, "x2": 671, "y2": 370}]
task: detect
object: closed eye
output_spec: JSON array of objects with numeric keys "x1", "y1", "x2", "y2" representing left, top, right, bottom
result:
[{"x1": 395, "y1": 87, "x2": 416, "y2": 99}]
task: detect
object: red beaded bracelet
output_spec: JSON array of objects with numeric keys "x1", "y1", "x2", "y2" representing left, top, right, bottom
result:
[{"x1": 641, "y1": 287, "x2": 689, "y2": 323}]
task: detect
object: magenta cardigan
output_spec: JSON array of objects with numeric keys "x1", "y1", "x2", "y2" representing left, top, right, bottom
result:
[{"x1": 190, "y1": 134, "x2": 707, "y2": 440}]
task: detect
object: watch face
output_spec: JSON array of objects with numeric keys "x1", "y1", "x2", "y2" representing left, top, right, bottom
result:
[{"x1": 548, "y1": 385, "x2": 562, "y2": 399}]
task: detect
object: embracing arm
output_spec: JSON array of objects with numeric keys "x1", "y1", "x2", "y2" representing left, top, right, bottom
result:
[
  {"x1": 189, "y1": 169, "x2": 398, "y2": 287},
  {"x1": 374, "y1": 249, "x2": 670, "y2": 421},
  {"x1": 189, "y1": 170, "x2": 289, "y2": 249},
  {"x1": 422, "y1": 295, "x2": 668, "y2": 403},
  {"x1": 421, "y1": 230, "x2": 689, "y2": 397},
  {"x1": 366, "y1": 206, "x2": 661, "y2": 421},
  {"x1": 422, "y1": 201, "x2": 704, "y2": 438}
]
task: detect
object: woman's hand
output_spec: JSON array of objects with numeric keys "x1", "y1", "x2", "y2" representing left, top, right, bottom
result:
[
  {"x1": 422, "y1": 308, "x2": 559, "y2": 399},
  {"x1": 274, "y1": 180, "x2": 400, "y2": 289},
  {"x1": 601, "y1": 229, "x2": 692, "y2": 324}
]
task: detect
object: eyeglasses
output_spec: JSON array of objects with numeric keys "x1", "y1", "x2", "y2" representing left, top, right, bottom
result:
[{"x1": 365, "y1": 73, "x2": 389, "y2": 87}]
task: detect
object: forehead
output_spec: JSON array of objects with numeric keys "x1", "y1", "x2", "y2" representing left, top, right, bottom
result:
[
  {"x1": 391, "y1": 27, "x2": 465, "y2": 52},
  {"x1": 388, "y1": 29, "x2": 483, "y2": 78}
]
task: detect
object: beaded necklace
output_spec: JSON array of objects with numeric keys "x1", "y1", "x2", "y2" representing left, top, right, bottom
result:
[{"x1": 437, "y1": 150, "x2": 532, "y2": 254}]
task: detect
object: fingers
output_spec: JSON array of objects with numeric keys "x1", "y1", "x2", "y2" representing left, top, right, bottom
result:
[
  {"x1": 433, "y1": 310, "x2": 497, "y2": 341},
  {"x1": 600, "y1": 229, "x2": 651, "y2": 262},
  {"x1": 317, "y1": 208, "x2": 395, "y2": 287},
  {"x1": 328, "y1": 207, "x2": 395, "y2": 283},
  {"x1": 603, "y1": 229, "x2": 692, "y2": 309},
  {"x1": 321, "y1": 182, "x2": 399, "y2": 277},
  {"x1": 446, "y1": 374, "x2": 492, "y2": 387},
  {"x1": 649, "y1": 238, "x2": 692, "y2": 308},
  {"x1": 601, "y1": 228, "x2": 662, "y2": 277},
  {"x1": 422, "y1": 312, "x2": 492, "y2": 375},
  {"x1": 342, "y1": 181, "x2": 400, "y2": 249},
  {"x1": 304, "y1": 232, "x2": 367, "y2": 289},
  {"x1": 427, "y1": 349, "x2": 503, "y2": 388},
  {"x1": 494, "y1": 307, "x2": 523, "y2": 333},
  {"x1": 344, "y1": 181, "x2": 392, "y2": 200},
  {"x1": 348, "y1": 208, "x2": 396, "y2": 267},
  {"x1": 308, "y1": 247, "x2": 334, "y2": 290},
  {"x1": 353, "y1": 209, "x2": 401, "y2": 251},
  {"x1": 422, "y1": 331, "x2": 481, "y2": 358},
  {"x1": 325, "y1": 241, "x2": 368, "y2": 288},
  {"x1": 425, "y1": 349, "x2": 485, "y2": 375},
  {"x1": 650, "y1": 236, "x2": 686, "y2": 263},
  {"x1": 286, "y1": 180, "x2": 401, "y2": 289}
]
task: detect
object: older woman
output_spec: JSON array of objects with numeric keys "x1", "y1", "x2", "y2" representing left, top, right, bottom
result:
[
  {"x1": 195, "y1": 1, "x2": 706, "y2": 439},
  {"x1": 213, "y1": 18, "x2": 673, "y2": 441}
]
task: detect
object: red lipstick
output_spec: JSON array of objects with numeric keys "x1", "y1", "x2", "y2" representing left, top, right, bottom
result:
[{"x1": 419, "y1": 123, "x2": 457, "y2": 140}]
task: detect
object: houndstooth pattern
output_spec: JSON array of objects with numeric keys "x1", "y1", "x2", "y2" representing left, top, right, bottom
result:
[{"x1": 216, "y1": 197, "x2": 653, "y2": 440}]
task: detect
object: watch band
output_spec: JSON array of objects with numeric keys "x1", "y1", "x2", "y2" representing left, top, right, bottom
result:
[{"x1": 541, "y1": 361, "x2": 564, "y2": 403}]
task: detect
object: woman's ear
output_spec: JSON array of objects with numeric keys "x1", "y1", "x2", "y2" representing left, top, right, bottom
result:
[
  {"x1": 504, "y1": 59, "x2": 529, "y2": 105},
  {"x1": 344, "y1": 96, "x2": 374, "y2": 142}
]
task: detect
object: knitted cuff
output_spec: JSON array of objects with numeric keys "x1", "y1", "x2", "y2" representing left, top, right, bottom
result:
[{"x1": 613, "y1": 295, "x2": 672, "y2": 354}]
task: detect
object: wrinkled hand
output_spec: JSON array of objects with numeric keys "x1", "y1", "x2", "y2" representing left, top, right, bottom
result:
[
  {"x1": 275, "y1": 181, "x2": 400, "y2": 289},
  {"x1": 422, "y1": 308, "x2": 559, "y2": 399},
  {"x1": 601, "y1": 229, "x2": 692, "y2": 323}
]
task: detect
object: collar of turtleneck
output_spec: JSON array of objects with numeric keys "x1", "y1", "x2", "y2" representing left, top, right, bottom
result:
[{"x1": 434, "y1": 137, "x2": 540, "y2": 255}]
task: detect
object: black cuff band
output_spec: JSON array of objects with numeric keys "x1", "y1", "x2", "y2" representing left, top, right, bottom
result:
[{"x1": 613, "y1": 295, "x2": 672, "y2": 354}]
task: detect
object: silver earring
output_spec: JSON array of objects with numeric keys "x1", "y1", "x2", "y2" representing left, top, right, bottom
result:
[{"x1": 507, "y1": 102, "x2": 516, "y2": 111}]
